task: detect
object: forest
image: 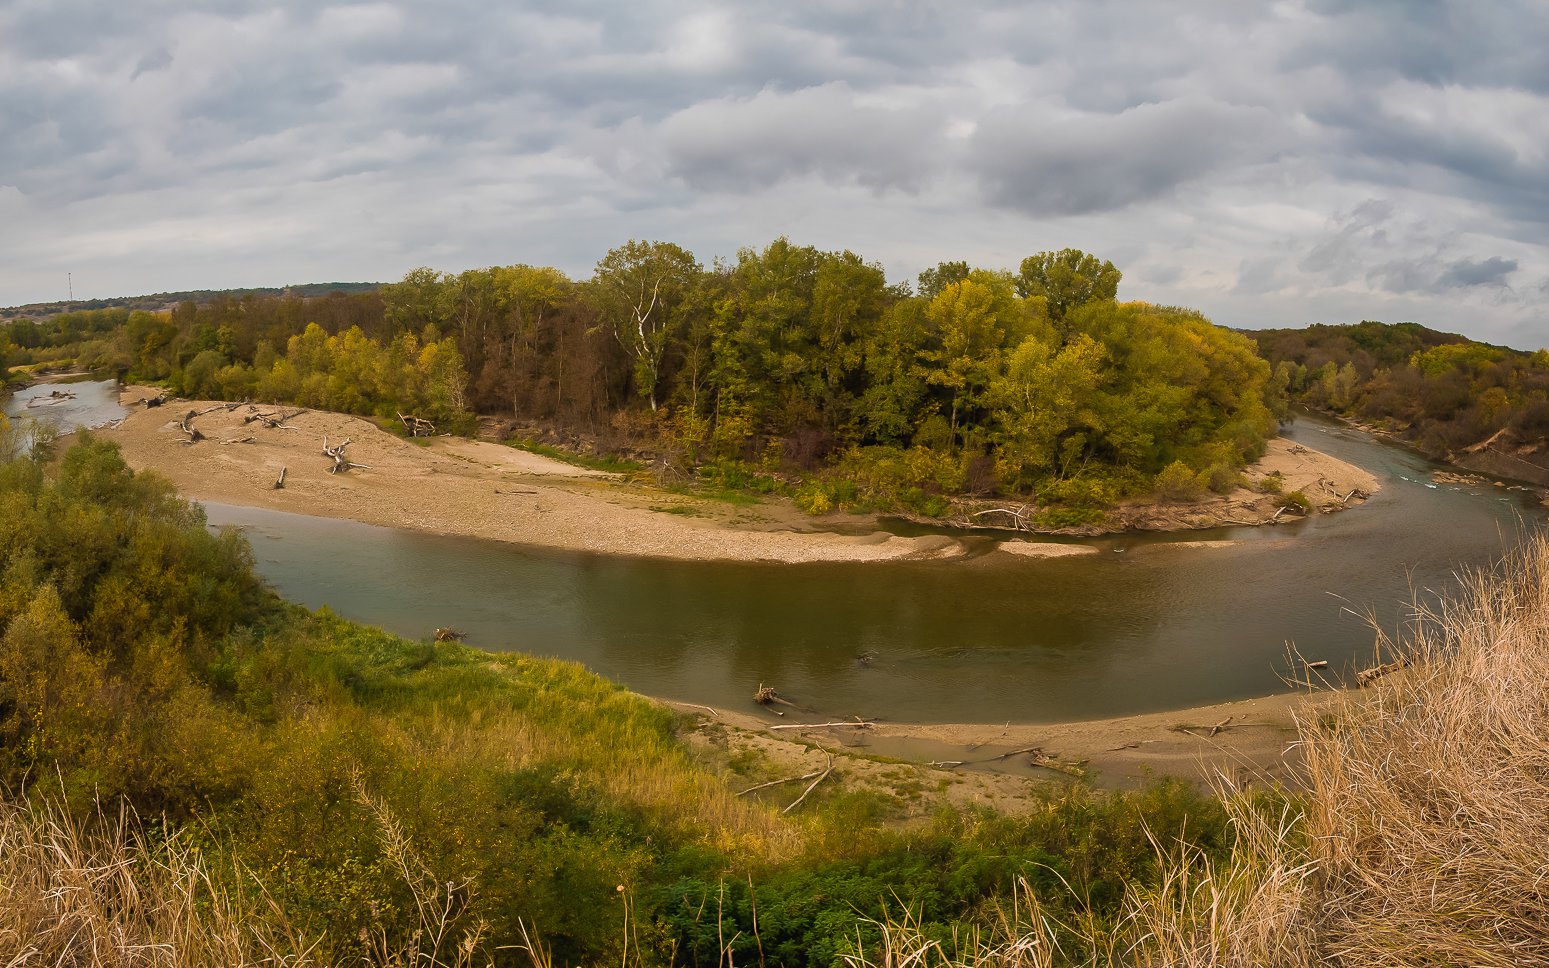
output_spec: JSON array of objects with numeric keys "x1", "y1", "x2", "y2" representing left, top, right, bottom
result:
[
  {"x1": 1254, "y1": 321, "x2": 1549, "y2": 482},
  {"x1": 1, "y1": 242, "x2": 1279, "y2": 519}
]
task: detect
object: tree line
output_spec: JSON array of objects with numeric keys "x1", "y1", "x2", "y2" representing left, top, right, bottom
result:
[
  {"x1": 3, "y1": 241, "x2": 1283, "y2": 513},
  {"x1": 1254, "y1": 321, "x2": 1549, "y2": 475}
]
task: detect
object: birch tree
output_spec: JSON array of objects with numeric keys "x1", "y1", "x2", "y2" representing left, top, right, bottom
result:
[{"x1": 592, "y1": 240, "x2": 700, "y2": 411}]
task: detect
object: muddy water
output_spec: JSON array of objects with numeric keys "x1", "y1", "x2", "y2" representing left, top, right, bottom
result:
[{"x1": 200, "y1": 416, "x2": 1545, "y2": 724}]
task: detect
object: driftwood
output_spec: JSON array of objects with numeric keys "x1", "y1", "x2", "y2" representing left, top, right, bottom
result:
[
  {"x1": 782, "y1": 756, "x2": 834, "y2": 814},
  {"x1": 1304, "y1": 659, "x2": 1329, "y2": 669},
  {"x1": 143, "y1": 393, "x2": 165, "y2": 408},
  {"x1": 272, "y1": 466, "x2": 287, "y2": 490},
  {"x1": 397, "y1": 412, "x2": 437, "y2": 437},
  {"x1": 1357, "y1": 658, "x2": 1409, "y2": 687},
  {"x1": 322, "y1": 436, "x2": 369, "y2": 474},
  {"x1": 1028, "y1": 750, "x2": 1088, "y2": 777},
  {"x1": 224, "y1": 435, "x2": 257, "y2": 445},
  {"x1": 766, "y1": 719, "x2": 875, "y2": 732},
  {"x1": 993, "y1": 745, "x2": 1046, "y2": 761},
  {"x1": 177, "y1": 411, "x2": 205, "y2": 444},
  {"x1": 928, "y1": 760, "x2": 965, "y2": 769},
  {"x1": 736, "y1": 769, "x2": 825, "y2": 796},
  {"x1": 753, "y1": 684, "x2": 796, "y2": 708},
  {"x1": 246, "y1": 407, "x2": 305, "y2": 430},
  {"x1": 1173, "y1": 716, "x2": 1236, "y2": 737},
  {"x1": 968, "y1": 504, "x2": 1034, "y2": 530},
  {"x1": 434, "y1": 627, "x2": 465, "y2": 642}
]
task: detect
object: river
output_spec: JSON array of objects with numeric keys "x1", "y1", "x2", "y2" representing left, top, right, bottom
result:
[
  {"x1": 8, "y1": 381, "x2": 1540, "y2": 723},
  {"x1": 204, "y1": 418, "x2": 1544, "y2": 724}
]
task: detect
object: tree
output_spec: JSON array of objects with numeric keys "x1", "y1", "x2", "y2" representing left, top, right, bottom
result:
[
  {"x1": 920, "y1": 275, "x2": 1021, "y2": 449},
  {"x1": 1016, "y1": 249, "x2": 1121, "y2": 324},
  {"x1": 916, "y1": 261, "x2": 971, "y2": 300},
  {"x1": 593, "y1": 240, "x2": 701, "y2": 411}
]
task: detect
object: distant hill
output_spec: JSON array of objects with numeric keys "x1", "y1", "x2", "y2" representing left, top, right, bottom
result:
[{"x1": 0, "y1": 282, "x2": 383, "y2": 321}]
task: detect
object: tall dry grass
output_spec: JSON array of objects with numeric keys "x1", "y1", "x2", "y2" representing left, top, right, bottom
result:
[
  {"x1": 859, "y1": 531, "x2": 1549, "y2": 967},
  {"x1": 0, "y1": 795, "x2": 316, "y2": 966},
  {"x1": 0, "y1": 785, "x2": 541, "y2": 967}
]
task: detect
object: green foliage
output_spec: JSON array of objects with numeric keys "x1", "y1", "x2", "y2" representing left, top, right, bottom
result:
[
  {"x1": 1154, "y1": 460, "x2": 1206, "y2": 502},
  {"x1": 13, "y1": 241, "x2": 1283, "y2": 519},
  {"x1": 1279, "y1": 489, "x2": 1312, "y2": 513},
  {"x1": 658, "y1": 780, "x2": 1231, "y2": 966},
  {"x1": 1016, "y1": 249, "x2": 1122, "y2": 322}
]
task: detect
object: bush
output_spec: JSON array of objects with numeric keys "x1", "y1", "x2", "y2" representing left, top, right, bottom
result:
[{"x1": 1153, "y1": 460, "x2": 1206, "y2": 501}]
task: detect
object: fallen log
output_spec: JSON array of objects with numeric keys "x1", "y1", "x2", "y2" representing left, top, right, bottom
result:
[
  {"x1": 753, "y1": 684, "x2": 797, "y2": 707},
  {"x1": 1028, "y1": 751, "x2": 1088, "y2": 777},
  {"x1": 224, "y1": 435, "x2": 257, "y2": 444},
  {"x1": 736, "y1": 769, "x2": 824, "y2": 796},
  {"x1": 246, "y1": 407, "x2": 305, "y2": 429},
  {"x1": 272, "y1": 466, "x2": 287, "y2": 490},
  {"x1": 782, "y1": 757, "x2": 834, "y2": 814},
  {"x1": 1172, "y1": 716, "x2": 1236, "y2": 737},
  {"x1": 1357, "y1": 657, "x2": 1409, "y2": 687},
  {"x1": 177, "y1": 411, "x2": 205, "y2": 444},
  {"x1": 766, "y1": 720, "x2": 875, "y2": 731}
]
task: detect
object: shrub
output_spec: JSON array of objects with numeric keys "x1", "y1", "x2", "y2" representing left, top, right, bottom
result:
[{"x1": 1153, "y1": 460, "x2": 1206, "y2": 502}]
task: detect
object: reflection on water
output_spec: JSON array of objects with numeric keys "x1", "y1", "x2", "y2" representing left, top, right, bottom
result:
[{"x1": 203, "y1": 415, "x2": 1547, "y2": 724}]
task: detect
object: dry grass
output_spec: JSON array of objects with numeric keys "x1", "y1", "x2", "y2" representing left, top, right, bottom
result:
[
  {"x1": 0, "y1": 795, "x2": 316, "y2": 966},
  {"x1": 0, "y1": 786, "x2": 548, "y2": 968},
  {"x1": 861, "y1": 531, "x2": 1549, "y2": 967}
]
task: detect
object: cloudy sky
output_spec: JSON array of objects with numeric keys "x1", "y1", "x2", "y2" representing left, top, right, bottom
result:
[{"x1": 3, "y1": 0, "x2": 1547, "y2": 347}]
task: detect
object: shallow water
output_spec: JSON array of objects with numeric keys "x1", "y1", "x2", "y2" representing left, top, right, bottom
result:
[
  {"x1": 201, "y1": 415, "x2": 1546, "y2": 724},
  {"x1": 3, "y1": 377, "x2": 127, "y2": 448}
]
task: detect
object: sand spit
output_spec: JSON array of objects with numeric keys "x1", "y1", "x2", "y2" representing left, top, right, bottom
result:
[{"x1": 105, "y1": 391, "x2": 1379, "y2": 564}]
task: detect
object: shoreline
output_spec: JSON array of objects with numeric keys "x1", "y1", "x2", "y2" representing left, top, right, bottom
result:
[
  {"x1": 101, "y1": 389, "x2": 1381, "y2": 565},
  {"x1": 667, "y1": 687, "x2": 1338, "y2": 795}
]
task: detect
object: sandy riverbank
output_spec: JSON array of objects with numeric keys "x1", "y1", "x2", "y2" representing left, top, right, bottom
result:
[
  {"x1": 103, "y1": 390, "x2": 1379, "y2": 564},
  {"x1": 668, "y1": 687, "x2": 1338, "y2": 809}
]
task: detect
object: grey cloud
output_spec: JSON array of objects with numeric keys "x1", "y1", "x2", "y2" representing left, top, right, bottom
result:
[
  {"x1": 1295, "y1": 1, "x2": 1549, "y2": 94},
  {"x1": 1437, "y1": 256, "x2": 1517, "y2": 289},
  {"x1": 970, "y1": 98, "x2": 1282, "y2": 216},
  {"x1": 659, "y1": 85, "x2": 941, "y2": 193}
]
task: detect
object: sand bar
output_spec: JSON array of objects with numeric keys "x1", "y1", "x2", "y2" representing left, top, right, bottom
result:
[{"x1": 103, "y1": 391, "x2": 1380, "y2": 564}]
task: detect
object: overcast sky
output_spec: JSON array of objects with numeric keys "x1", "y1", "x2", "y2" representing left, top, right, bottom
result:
[{"x1": 3, "y1": 1, "x2": 1547, "y2": 347}]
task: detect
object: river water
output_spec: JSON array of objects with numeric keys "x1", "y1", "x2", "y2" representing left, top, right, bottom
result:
[
  {"x1": 3, "y1": 377, "x2": 127, "y2": 448},
  {"x1": 8, "y1": 380, "x2": 1538, "y2": 722},
  {"x1": 194, "y1": 417, "x2": 1544, "y2": 724}
]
